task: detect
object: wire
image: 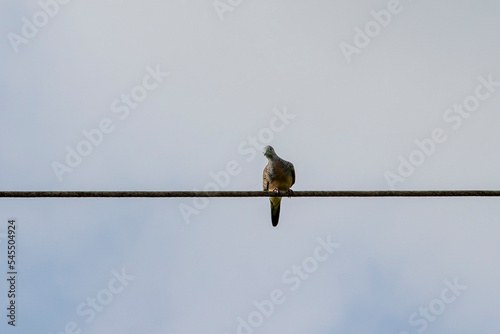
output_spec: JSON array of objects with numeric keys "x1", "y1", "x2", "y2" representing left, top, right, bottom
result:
[{"x1": 1, "y1": 190, "x2": 500, "y2": 198}]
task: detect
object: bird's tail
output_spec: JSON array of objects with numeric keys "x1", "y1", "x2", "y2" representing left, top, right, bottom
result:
[{"x1": 270, "y1": 198, "x2": 281, "y2": 227}]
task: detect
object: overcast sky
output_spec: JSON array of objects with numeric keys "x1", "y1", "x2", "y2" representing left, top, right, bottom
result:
[{"x1": 1, "y1": 0, "x2": 500, "y2": 333}]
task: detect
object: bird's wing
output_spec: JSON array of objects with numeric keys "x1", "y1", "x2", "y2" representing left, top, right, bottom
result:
[
  {"x1": 263, "y1": 164, "x2": 269, "y2": 191},
  {"x1": 281, "y1": 159, "x2": 295, "y2": 188},
  {"x1": 289, "y1": 162, "x2": 295, "y2": 187}
]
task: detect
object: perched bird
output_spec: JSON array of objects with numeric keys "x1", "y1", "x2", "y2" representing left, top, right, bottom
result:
[{"x1": 262, "y1": 145, "x2": 295, "y2": 227}]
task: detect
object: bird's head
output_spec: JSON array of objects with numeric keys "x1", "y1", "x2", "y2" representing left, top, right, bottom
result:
[{"x1": 263, "y1": 145, "x2": 276, "y2": 159}]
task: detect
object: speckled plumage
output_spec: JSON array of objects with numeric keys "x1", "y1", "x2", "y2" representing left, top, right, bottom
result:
[{"x1": 262, "y1": 146, "x2": 295, "y2": 227}]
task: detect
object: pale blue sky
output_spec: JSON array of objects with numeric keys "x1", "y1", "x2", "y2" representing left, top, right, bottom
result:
[{"x1": 1, "y1": 1, "x2": 500, "y2": 333}]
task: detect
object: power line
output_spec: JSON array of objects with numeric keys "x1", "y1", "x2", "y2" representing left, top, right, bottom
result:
[{"x1": 1, "y1": 190, "x2": 500, "y2": 198}]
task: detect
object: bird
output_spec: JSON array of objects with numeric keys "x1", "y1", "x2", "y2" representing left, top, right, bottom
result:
[{"x1": 262, "y1": 145, "x2": 295, "y2": 227}]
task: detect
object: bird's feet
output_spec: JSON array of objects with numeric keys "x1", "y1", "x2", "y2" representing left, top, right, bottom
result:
[
  {"x1": 287, "y1": 189, "x2": 294, "y2": 197},
  {"x1": 272, "y1": 188, "x2": 280, "y2": 193}
]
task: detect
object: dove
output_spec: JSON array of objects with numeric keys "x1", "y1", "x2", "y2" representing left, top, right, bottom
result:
[{"x1": 262, "y1": 146, "x2": 295, "y2": 227}]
